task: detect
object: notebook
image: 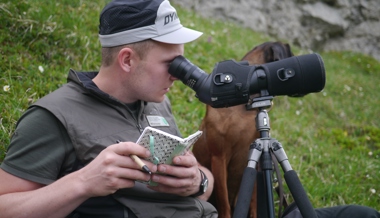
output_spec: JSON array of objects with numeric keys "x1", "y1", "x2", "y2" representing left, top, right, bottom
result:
[{"x1": 136, "y1": 126, "x2": 203, "y2": 165}]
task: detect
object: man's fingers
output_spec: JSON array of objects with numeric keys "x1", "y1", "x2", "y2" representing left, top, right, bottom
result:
[
  {"x1": 172, "y1": 152, "x2": 197, "y2": 167},
  {"x1": 102, "y1": 145, "x2": 157, "y2": 172},
  {"x1": 109, "y1": 141, "x2": 151, "y2": 158}
]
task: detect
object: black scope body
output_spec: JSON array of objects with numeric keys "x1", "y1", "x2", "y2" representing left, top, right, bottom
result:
[{"x1": 168, "y1": 53, "x2": 326, "y2": 108}]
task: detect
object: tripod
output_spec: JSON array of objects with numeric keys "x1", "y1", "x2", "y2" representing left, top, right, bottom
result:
[{"x1": 233, "y1": 95, "x2": 318, "y2": 218}]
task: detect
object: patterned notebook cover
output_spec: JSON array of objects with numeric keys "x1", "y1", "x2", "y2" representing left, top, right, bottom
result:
[{"x1": 136, "y1": 126, "x2": 203, "y2": 165}]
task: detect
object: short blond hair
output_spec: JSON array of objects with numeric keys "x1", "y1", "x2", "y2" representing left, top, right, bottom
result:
[{"x1": 101, "y1": 39, "x2": 156, "y2": 67}]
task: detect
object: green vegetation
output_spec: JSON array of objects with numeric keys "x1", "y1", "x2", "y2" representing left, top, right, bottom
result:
[{"x1": 1, "y1": 0, "x2": 379, "y2": 211}]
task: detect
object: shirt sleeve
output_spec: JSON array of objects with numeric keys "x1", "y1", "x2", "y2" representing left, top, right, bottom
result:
[{"x1": 0, "y1": 106, "x2": 75, "y2": 185}]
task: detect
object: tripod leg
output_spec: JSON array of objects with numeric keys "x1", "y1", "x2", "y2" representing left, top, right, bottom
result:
[
  {"x1": 261, "y1": 150, "x2": 276, "y2": 218},
  {"x1": 233, "y1": 142, "x2": 262, "y2": 218},
  {"x1": 285, "y1": 171, "x2": 318, "y2": 218},
  {"x1": 256, "y1": 170, "x2": 267, "y2": 218},
  {"x1": 272, "y1": 141, "x2": 318, "y2": 218},
  {"x1": 234, "y1": 167, "x2": 257, "y2": 218}
]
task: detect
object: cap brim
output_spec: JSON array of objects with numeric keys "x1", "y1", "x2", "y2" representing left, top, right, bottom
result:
[{"x1": 151, "y1": 27, "x2": 203, "y2": 44}]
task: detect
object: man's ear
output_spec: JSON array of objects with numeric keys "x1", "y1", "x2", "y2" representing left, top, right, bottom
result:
[{"x1": 118, "y1": 47, "x2": 134, "y2": 72}]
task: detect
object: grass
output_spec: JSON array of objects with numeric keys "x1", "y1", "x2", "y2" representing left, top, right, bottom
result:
[{"x1": 1, "y1": 0, "x2": 379, "y2": 212}]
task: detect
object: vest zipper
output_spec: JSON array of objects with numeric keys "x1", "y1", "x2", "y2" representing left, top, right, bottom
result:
[{"x1": 136, "y1": 101, "x2": 145, "y2": 133}]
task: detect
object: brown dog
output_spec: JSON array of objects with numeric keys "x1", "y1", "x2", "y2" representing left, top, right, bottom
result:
[{"x1": 193, "y1": 41, "x2": 293, "y2": 218}]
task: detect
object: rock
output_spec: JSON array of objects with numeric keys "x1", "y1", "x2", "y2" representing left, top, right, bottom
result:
[{"x1": 173, "y1": 0, "x2": 380, "y2": 61}]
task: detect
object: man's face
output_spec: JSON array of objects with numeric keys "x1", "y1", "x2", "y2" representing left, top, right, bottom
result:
[{"x1": 127, "y1": 41, "x2": 184, "y2": 103}]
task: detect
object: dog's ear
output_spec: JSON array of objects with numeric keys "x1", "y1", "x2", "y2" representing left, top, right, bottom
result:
[
  {"x1": 269, "y1": 42, "x2": 294, "y2": 62},
  {"x1": 284, "y1": 44, "x2": 294, "y2": 57},
  {"x1": 241, "y1": 42, "x2": 294, "y2": 65}
]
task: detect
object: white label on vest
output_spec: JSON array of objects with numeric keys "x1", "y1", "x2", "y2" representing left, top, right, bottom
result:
[{"x1": 146, "y1": 115, "x2": 170, "y2": 127}]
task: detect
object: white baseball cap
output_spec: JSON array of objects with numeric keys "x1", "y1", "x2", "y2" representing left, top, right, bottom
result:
[{"x1": 99, "y1": 0, "x2": 203, "y2": 47}]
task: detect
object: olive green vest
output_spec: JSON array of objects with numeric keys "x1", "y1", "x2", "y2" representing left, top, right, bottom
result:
[{"x1": 33, "y1": 70, "x2": 217, "y2": 217}]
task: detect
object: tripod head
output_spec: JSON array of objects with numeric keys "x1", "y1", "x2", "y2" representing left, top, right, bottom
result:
[
  {"x1": 245, "y1": 92, "x2": 274, "y2": 137},
  {"x1": 246, "y1": 95, "x2": 274, "y2": 110}
]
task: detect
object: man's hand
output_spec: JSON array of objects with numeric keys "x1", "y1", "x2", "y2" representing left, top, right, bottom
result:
[
  {"x1": 147, "y1": 152, "x2": 213, "y2": 200},
  {"x1": 77, "y1": 141, "x2": 157, "y2": 197}
]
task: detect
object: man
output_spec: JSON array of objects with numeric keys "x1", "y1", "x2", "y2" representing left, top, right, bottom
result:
[{"x1": 0, "y1": 0, "x2": 216, "y2": 217}]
